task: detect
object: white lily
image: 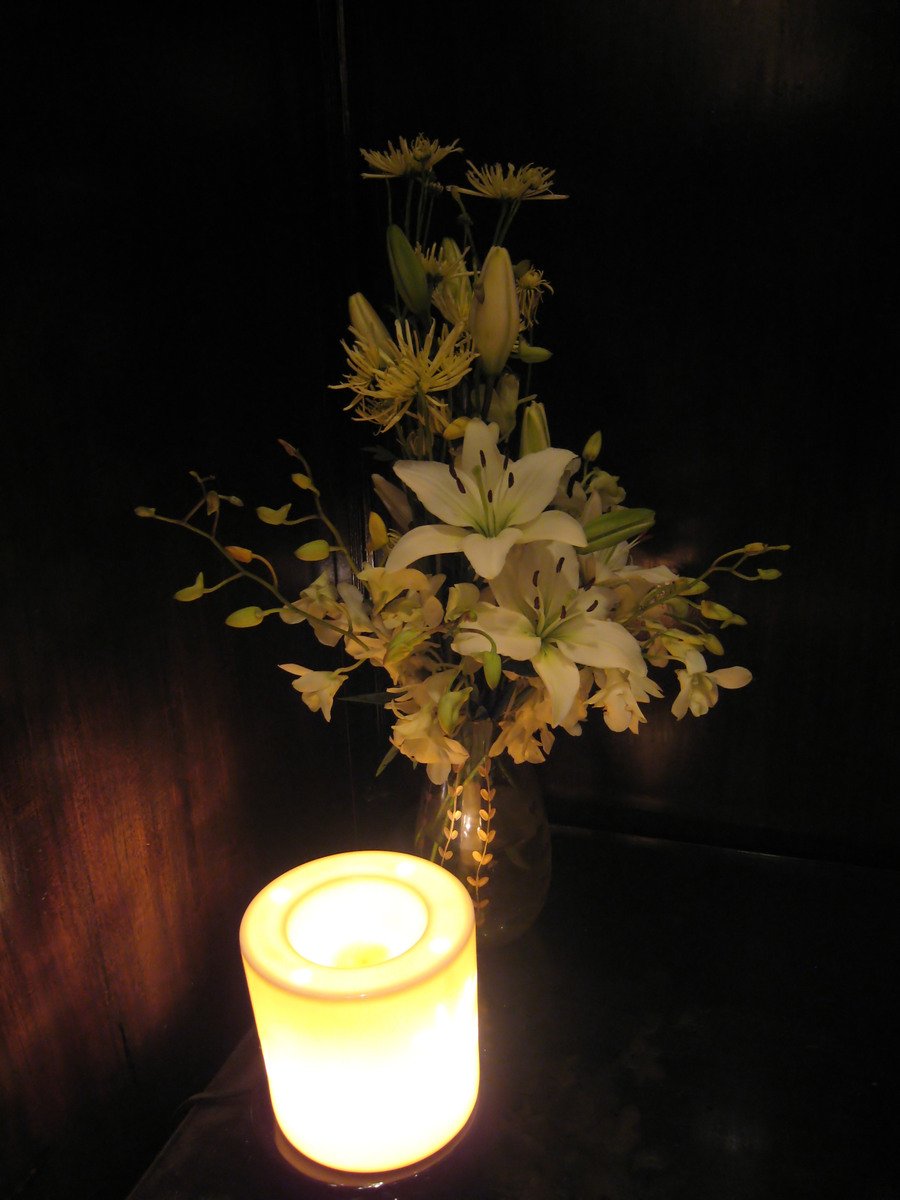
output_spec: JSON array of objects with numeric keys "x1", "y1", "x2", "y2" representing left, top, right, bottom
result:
[
  {"x1": 386, "y1": 419, "x2": 586, "y2": 580},
  {"x1": 453, "y1": 542, "x2": 646, "y2": 725}
]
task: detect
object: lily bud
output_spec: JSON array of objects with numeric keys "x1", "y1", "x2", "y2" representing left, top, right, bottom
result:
[
  {"x1": 386, "y1": 224, "x2": 431, "y2": 317},
  {"x1": 441, "y1": 238, "x2": 472, "y2": 309},
  {"x1": 372, "y1": 473, "x2": 414, "y2": 531},
  {"x1": 519, "y1": 400, "x2": 551, "y2": 455},
  {"x1": 348, "y1": 292, "x2": 397, "y2": 360},
  {"x1": 582, "y1": 431, "x2": 602, "y2": 462},
  {"x1": 468, "y1": 245, "x2": 519, "y2": 377},
  {"x1": 488, "y1": 372, "x2": 521, "y2": 439},
  {"x1": 580, "y1": 507, "x2": 656, "y2": 553}
]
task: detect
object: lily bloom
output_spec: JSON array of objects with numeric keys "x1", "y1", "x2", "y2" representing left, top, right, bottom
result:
[
  {"x1": 452, "y1": 542, "x2": 646, "y2": 725},
  {"x1": 386, "y1": 419, "x2": 586, "y2": 580}
]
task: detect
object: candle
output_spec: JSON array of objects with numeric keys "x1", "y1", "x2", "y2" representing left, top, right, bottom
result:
[{"x1": 240, "y1": 850, "x2": 479, "y2": 1175}]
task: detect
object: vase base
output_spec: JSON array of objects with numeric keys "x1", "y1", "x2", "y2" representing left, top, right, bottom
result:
[{"x1": 272, "y1": 1102, "x2": 479, "y2": 1189}]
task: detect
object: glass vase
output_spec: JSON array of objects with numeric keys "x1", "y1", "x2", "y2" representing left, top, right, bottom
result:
[{"x1": 413, "y1": 720, "x2": 551, "y2": 947}]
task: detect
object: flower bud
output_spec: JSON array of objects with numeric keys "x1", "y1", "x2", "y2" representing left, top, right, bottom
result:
[
  {"x1": 348, "y1": 292, "x2": 397, "y2": 359},
  {"x1": 438, "y1": 687, "x2": 471, "y2": 735},
  {"x1": 372, "y1": 473, "x2": 413, "y2": 531},
  {"x1": 224, "y1": 545, "x2": 254, "y2": 563},
  {"x1": 515, "y1": 338, "x2": 552, "y2": 364},
  {"x1": 488, "y1": 372, "x2": 521, "y2": 438},
  {"x1": 386, "y1": 224, "x2": 431, "y2": 317},
  {"x1": 225, "y1": 606, "x2": 265, "y2": 628},
  {"x1": 468, "y1": 245, "x2": 519, "y2": 377},
  {"x1": 294, "y1": 539, "x2": 330, "y2": 561},
  {"x1": 581, "y1": 507, "x2": 656, "y2": 552},
  {"x1": 519, "y1": 401, "x2": 551, "y2": 455},
  {"x1": 440, "y1": 238, "x2": 472, "y2": 309},
  {"x1": 174, "y1": 572, "x2": 205, "y2": 602},
  {"x1": 368, "y1": 511, "x2": 388, "y2": 550},
  {"x1": 442, "y1": 416, "x2": 471, "y2": 440},
  {"x1": 482, "y1": 651, "x2": 502, "y2": 690},
  {"x1": 582, "y1": 431, "x2": 602, "y2": 462},
  {"x1": 291, "y1": 472, "x2": 319, "y2": 494},
  {"x1": 256, "y1": 504, "x2": 291, "y2": 525}
]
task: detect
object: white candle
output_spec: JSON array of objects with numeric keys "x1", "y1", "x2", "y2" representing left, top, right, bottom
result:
[{"x1": 240, "y1": 850, "x2": 479, "y2": 1175}]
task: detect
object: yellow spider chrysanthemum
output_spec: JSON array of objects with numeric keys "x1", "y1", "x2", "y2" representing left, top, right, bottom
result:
[
  {"x1": 414, "y1": 242, "x2": 443, "y2": 276},
  {"x1": 331, "y1": 322, "x2": 475, "y2": 432},
  {"x1": 455, "y1": 161, "x2": 567, "y2": 202},
  {"x1": 516, "y1": 266, "x2": 554, "y2": 330},
  {"x1": 360, "y1": 135, "x2": 462, "y2": 180}
]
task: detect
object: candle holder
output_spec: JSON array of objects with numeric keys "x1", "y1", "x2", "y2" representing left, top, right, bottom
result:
[{"x1": 240, "y1": 850, "x2": 480, "y2": 1180}]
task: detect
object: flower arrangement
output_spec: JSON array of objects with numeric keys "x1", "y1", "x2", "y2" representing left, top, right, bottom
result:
[{"x1": 138, "y1": 133, "x2": 785, "y2": 874}]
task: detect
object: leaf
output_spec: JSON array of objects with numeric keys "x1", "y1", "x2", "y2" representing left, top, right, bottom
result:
[
  {"x1": 374, "y1": 744, "x2": 399, "y2": 777},
  {"x1": 339, "y1": 690, "x2": 395, "y2": 706},
  {"x1": 477, "y1": 827, "x2": 488, "y2": 841},
  {"x1": 472, "y1": 850, "x2": 483, "y2": 863},
  {"x1": 479, "y1": 852, "x2": 493, "y2": 867}
]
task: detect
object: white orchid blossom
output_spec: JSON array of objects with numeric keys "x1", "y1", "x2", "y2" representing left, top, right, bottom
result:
[
  {"x1": 452, "y1": 542, "x2": 647, "y2": 725},
  {"x1": 671, "y1": 649, "x2": 752, "y2": 718},
  {"x1": 386, "y1": 419, "x2": 586, "y2": 579},
  {"x1": 278, "y1": 665, "x2": 347, "y2": 721},
  {"x1": 588, "y1": 667, "x2": 663, "y2": 734}
]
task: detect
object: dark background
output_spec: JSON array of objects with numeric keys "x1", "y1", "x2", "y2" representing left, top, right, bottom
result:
[{"x1": 1, "y1": 3, "x2": 896, "y2": 1197}]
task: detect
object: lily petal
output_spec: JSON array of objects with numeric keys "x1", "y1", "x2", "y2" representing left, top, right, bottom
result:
[
  {"x1": 453, "y1": 605, "x2": 541, "y2": 660},
  {"x1": 532, "y1": 643, "x2": 581, "y2": 726},
  {"x1": 385, "y1": 523, "x2": 466, "y2": 571},
  {"x1": 559, "y1": 619, "x2": 645, "y2": 674},
  {"x1": 495, "y1": 447, "x2": 578, "y2": 525},
  {"x1": 516, "y1": 508, "x2": 587, "y2": 549},
  {"x1": 461, "y1": 527, "x2": 523, "y2": 579},
  {"x1": 393, "y1": 459, "x2": 476, "y2": 526}
]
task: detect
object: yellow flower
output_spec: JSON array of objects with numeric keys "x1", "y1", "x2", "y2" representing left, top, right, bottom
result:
[
  {"x1": 360, "y1": 134, "x2": 461, "y2": 179},
  {"x1": 331, "y1": 322, "x2": 475, "y2": 433},
  {"x1": 456, "y1": 162, "x2": 567, "y2": 202},
  {"x1": 516, "y1": 265, "x2": 554, "y2": 330}
]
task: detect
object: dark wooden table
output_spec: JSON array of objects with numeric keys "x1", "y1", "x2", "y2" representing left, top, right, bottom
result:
[{"x1": 126, "y1": 829, "x2": 900, "y2": 1199}]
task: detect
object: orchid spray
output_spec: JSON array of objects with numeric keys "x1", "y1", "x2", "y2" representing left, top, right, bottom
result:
[{"x1": 138, "y1": 133, "x2": 786, "y2": 911}]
